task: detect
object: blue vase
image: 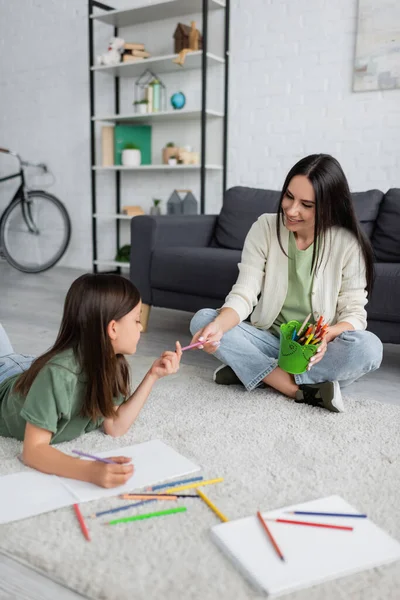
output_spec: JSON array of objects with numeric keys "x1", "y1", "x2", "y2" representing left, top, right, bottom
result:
[{"x1": 170, "y1": 92, "x2": 186, "y2": 110}]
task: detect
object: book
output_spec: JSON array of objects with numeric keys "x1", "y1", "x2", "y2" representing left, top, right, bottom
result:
[
  {"x1": 0, "y1": 440, "x2": 200, "y2": 524},
  {"x1": 131, "y1": 49, "x2": 150, "y2": 58},
  {"x1": 122, "y1": 55, "x2": 144, "y2": 63},
  {"x1": 114, "y1": 124, "x2": 152, "y2": 166},
  {"x1": 211, "y1": 495, "x2": 400, "y2": 596},
  {"x1": 101, "y1": 125, "x2": 114, "y2": 166},
  {"x1": 124, "y1": 42, "x2": 145, "y2": 51},
  {"x1": 122, "y1": 205, "x2": 145, "y2": 216}
]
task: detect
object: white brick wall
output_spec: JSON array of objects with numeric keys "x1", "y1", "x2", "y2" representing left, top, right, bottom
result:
[{"x1": 0, "y1": 0, "x2": 399, "y2": 269}]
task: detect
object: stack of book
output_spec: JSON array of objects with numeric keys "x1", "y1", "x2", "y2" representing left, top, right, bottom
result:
[{"x1": 122, "y1": 42, "x2": 151, "y2": 62}]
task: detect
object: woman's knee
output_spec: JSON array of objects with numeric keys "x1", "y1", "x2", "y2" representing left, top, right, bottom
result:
[
  {"x1": 341, "y1": 330, "x2": 383, "y2": 371},
  {"x1": 189, "y1": 308, "x2": 219, "y2": 335}
]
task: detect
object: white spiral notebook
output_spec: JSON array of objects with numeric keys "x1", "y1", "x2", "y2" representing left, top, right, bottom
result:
[{"x1": 211, "y1": 495, "x2": 400, "y2": 597}]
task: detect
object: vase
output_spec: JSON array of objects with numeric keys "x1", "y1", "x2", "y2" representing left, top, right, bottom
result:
[
  {"x1": 150, "y1": 205, "x2": 161, "y2": 216},
  {"x1": 122, "y1": 149, "x2": 141, "y2": 167}
]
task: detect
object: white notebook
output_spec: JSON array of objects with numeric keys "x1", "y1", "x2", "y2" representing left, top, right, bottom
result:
[
  {"x1": 211, "y1": 495, "x2": 400, "y2": 597},
  {"x1": 0, "y1": 440, "x2": 200, "y2": 524}
]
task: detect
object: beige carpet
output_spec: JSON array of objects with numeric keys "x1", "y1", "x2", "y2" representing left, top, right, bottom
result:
[{"x1": 0, "y1": 356, "x2": 399, "y2": 600}]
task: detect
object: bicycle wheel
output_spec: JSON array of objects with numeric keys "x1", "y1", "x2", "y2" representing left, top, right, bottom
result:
[{"x1": 0, "y1": 191, "x2": 71, "y2": 273}]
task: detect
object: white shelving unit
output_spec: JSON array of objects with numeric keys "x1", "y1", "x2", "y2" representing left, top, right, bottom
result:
[{"x1": 88, "y1": 0, "x2": 229, "y2": 272}]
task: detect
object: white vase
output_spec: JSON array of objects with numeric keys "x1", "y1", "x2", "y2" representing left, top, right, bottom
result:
[
  {"x1": 137, "y1": 103, "x2": 148, "y2": 114},
  {"x1": 122, "y1": 149, "x2": 141, "y2": 167}
]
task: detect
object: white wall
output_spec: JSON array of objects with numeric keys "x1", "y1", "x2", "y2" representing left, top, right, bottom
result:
[{"x1": 0, "y1": 0, "x2": 399, "y2": 269}]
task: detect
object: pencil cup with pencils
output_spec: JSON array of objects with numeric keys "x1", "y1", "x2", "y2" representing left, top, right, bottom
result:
[{"x1": 278, "y1": 320, "x2": 319, "y2": 375}]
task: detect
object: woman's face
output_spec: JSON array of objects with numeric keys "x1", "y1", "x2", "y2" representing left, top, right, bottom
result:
[
  {"x1": 281, "y1": 175, "x2": 316, "y2": 237},
  {"x1": 109, "y1": 301, "x2": 143, "y2": 355}
]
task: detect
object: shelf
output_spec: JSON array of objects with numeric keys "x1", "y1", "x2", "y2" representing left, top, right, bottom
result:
[
  {"x1": 93, "y1": 108, "x2": 224, "y2": 124},
  {"x1": 91, "y1": 0, "x2": 225, "y2": 28},
  {"x1": 93, "y1": 164, "x2": 223, "y2": 171},
  {"x1": 91, "y1": 51, "x2": 224, "y2": 77},
  {"x1": 94, "y1": 260, "x2": 130, "y2": 269},
  {"x1": 94, "y1": 213, "x2": 139, "y2": 220}
]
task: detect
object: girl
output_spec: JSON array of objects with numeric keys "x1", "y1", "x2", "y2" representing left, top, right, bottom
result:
[
  {"x1": 190, "y1": 154, "x2": 383, "y2": 412},
  {"x1": 0, "y1": 274, "x2": 182, "y2": 487}
]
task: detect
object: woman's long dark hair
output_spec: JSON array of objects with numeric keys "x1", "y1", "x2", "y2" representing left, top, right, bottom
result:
[
  {"x1": 14, "y1": 274, "x2": 141, "y2": 420},
  {"x1": 276, "y1": 154, "x2": 374, "y2": 295}
]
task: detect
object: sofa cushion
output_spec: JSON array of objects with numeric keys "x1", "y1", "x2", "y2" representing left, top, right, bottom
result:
[
  {"x1": 350, "y1": 190, "x2": 383, "y2": 239},
  {"x1": 151, "y1": 247, "x2": 241, "y2": 299},
  {"x1": 371, "y1": 189, "x2": 400, "y2": 262},
  {"x1": 367, "y1": 262, "x2": 400, "y2": 323},
  {"x1": 213, "y1": 186, "x2": 280, "y2": 250}
]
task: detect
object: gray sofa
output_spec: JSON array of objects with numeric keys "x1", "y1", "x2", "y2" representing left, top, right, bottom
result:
[{"x1": 130, "y1": 186, "x2": 400, "y2": 344}]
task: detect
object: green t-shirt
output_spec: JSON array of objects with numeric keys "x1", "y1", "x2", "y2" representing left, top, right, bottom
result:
[
  {"x1": 269, "y1": 232, "x2": 315, "y2": 337},
  {"x1": 0, "y1": 349, "x2": 124, "y2": 444}
]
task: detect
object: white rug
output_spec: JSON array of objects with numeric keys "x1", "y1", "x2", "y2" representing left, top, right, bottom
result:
[{"x1": 1, "y1": 357, "x2": 399, "y2": 600}]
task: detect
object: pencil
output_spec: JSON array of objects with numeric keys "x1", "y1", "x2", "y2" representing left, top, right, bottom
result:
[
  {"x1": 304, "y1": 333, "x2": 313, "y2": 345},
  {"x1": 265, "y1": 518, "x2": 353, "y2": 531},
  {"x1": 73, "y1": 503, "x2": 91, "y2": 541},
  {"x1": 315, "y1": 316, "x2": 324, "y2": 335},
  {"x1": 297, "y1": 313, "x2": 311, "y2": 337},
  {"x1": 181, "y1": 341, "x2": 203, "y2": 351},
  {"x1": 285, "y1": 511, "x2": 367, "y2": 518},
  {"x1": 105, "y1": 506, "x2": 187, "y2": 525},
  {"x1": 162, "y1": 477, "x2": 224, "y2": 494},
  {"x1": 149, "y1": 476, "x2": 203, "y2": 491},
  {"x1": 72, "y1": 449, "x2": 116, "y2": 464},
  {"x1": 196, "y1": 488, "x2": 228, "y2": 522},
  {"x1": 91, "y1": 498, "x2": 156, "y2": 518},
  {"x1": 257, "y1": 511, "x2": 285, "y2": 562},
  {"x1": 121, "y1": 493, "x2": 199, "y2": 499}
]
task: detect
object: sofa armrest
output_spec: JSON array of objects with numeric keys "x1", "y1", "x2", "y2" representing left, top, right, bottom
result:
[{"x1": 129, "y1": 215, "x2": 217, "y2": 304}]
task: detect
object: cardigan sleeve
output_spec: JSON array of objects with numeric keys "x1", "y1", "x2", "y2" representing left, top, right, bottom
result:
[
  {"x1": 336, "y1": 236, "x2": 368, "y2": 331},
  {"x1": 222, "y1": 217, "x2": 269, "y2": 322}
]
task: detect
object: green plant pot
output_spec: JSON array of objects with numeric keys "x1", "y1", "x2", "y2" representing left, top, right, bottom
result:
[{"x1": 278, "y1": 320, "x2": 319, "y2": 374}]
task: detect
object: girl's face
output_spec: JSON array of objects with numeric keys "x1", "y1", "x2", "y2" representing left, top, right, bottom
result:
[
  {"x1": 281, "y1": 175, "x2": 316, "y2": 237},
  {"x1": 108, "y1": 301, "x2": 143, "y2": 355}
]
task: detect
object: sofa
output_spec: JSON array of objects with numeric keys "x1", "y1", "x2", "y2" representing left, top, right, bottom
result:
[{"x1": 129, "y1": 186, "x2": 400, "y2": 343}]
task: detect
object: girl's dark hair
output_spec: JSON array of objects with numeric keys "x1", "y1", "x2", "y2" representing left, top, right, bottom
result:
[
  {"x1": 276, "y1": 153, "x2": 374, "y2": 295},
  {"x1": 14, "y1": 274, "x2": 141, "y2": 420}
]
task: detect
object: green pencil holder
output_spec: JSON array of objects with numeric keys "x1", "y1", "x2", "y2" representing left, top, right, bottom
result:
[{"x1": 278, "y1": 320, "x2": 319, "y2": 375}]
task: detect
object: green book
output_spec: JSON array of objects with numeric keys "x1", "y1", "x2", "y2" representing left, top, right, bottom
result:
[{"x1": 114, "y1": 124, "x2": 152, "y2": 165}]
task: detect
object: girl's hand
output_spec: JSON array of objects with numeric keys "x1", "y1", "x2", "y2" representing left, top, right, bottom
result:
[
  {"x1": 150, "y1": 341, "x2": 182, "y2": 379},
  {"x1": 90, "y1": 456, "x2": 134, "y2": 488},
  {"x1": 307, "y1": 338, "x2": 328, "y2": 370},
  {"x1": 190, "y1": 320, "x2": 223, "y2": 354}
]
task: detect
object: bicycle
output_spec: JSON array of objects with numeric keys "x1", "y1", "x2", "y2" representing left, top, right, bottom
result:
[{"x1": 0, "y1": 147, "x2": 71, "y2": 273}]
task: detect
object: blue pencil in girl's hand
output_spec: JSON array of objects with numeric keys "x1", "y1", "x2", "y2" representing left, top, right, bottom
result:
[{"x1": 72, "y1": 450, "x2": 117, "y2": 464}]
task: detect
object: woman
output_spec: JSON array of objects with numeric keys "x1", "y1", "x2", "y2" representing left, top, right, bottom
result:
[{"x1": 190, "y1": 154, "x2": 383, "y2": 412}]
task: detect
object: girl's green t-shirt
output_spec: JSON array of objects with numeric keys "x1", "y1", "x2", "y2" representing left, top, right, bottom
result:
[
  {"x1": 269, "y1": 232, "x2": 315, "y2": 337},
  {"x1": 0, "y1": 349, "x2": 124, "y2": 444}
]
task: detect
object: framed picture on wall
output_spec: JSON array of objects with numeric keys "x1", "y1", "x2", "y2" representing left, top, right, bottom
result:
[{"x1": 353, "y1": 0, "x2": 400, "y2": 92}]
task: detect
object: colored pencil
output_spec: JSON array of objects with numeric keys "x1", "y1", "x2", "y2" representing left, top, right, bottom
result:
[
  {"x1": 315, "y1": 316, "x2": 324, "y2": 334},
  {"x1": 149, "y1": 476, "x2": 203, "y2": 491},
  {"x1": 162, "y1": 477, "x2": 224, "y2": 494},
  {"x1": 196, "y1": 488, "x2": 228, "y2": 522},
  {"x1": 304, "y1": 333, "x2": 313, "y2": 345},
  {"x1": 181, "y1": 341, "x2": 203, "y2": 351},
  {"x1": 265, "y1": 518, "x2": 353, "y2": 531},
  {"x1": 285, "y1": 511, "x2": 367, "y2": 518},
  {"x1": 121, "y1": 493, "x2": 199, "y2": 499},
  {"x1": 291, "y1": 328, "x2": 297, "y2": 340},
  {"x1": 91, "y1": 499, "x2": 156, "y2": 518},
  {"x1": 297, "y1": 313, "x2": 311, "y2": 337},
  {"x1": 72, "y1": 449, "x2": 117, "y2": 464},
  {"x1": 73, "y1": 504, "x2": 91, "y2": 541},
  {"x1": 257, "y1": 511, "x2": 285, "y2": 562},
  {"x1": 119, "y1": 494, "x2": 179, "y2": 501},
  {"x1": 105, "y1": 507, "x2": 187, "y2": 526}
]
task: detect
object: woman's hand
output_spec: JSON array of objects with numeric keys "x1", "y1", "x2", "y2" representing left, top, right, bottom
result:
[
  {"x1": 90, "y1": 456, "x2": 134, "y2": 488},
  {"x1": 190, "y1": 320, "x2": 223, "y2": 354},
  {"x1": 149, "y1": 341, "x2": 182, "y2": 378}
]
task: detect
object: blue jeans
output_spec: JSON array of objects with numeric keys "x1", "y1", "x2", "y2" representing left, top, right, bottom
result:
[
  {"x1": 190, "y1": 309, "x2": 383, "y2": 391},
  {"x1": 0, "y1": 324, "x2": 35, "y2": 384}
]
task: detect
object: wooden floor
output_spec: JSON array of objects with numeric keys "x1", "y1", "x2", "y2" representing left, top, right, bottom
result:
[{"x1": 1, "y1": 262, "x2": 399, "y2": 599}]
